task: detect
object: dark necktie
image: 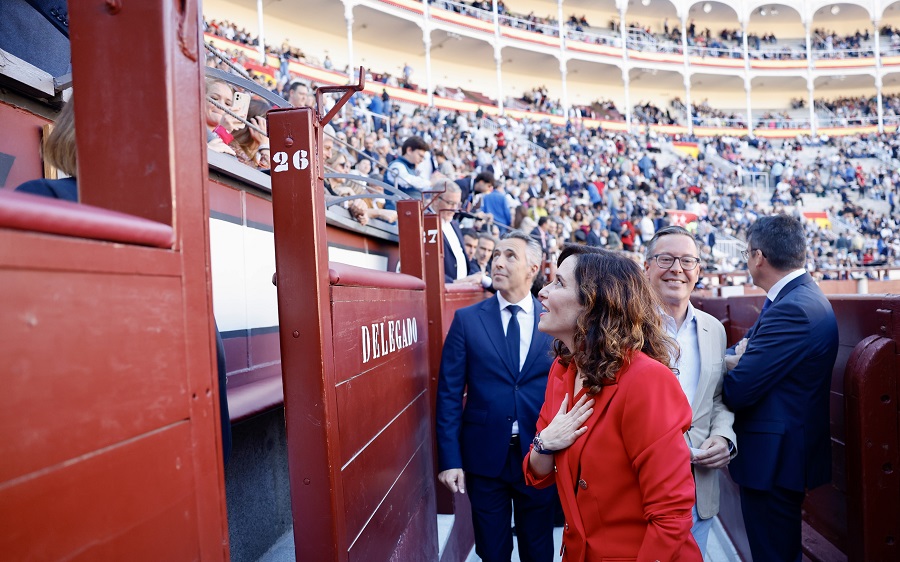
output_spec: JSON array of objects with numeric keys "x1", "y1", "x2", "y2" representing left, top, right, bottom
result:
[
  {"x1": 761, "y1": 298, "x2": 773, "y2": 316},
  {"x1": 506, "y1": 305, "x2": 521, "y2": 373}
]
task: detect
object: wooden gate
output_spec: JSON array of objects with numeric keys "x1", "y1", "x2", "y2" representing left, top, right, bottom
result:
[{"x1": 0, "y1": 1, "x2": 228, "y2": 559}]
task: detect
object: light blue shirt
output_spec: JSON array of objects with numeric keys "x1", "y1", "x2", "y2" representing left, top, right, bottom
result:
[{"x1": 663, "y1": 302, "x2": 701, "y2": 419}]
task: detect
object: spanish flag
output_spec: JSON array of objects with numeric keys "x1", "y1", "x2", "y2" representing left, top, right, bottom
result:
[{"x1": 802, "y1": 211, "x2": 831, "y2": 229}]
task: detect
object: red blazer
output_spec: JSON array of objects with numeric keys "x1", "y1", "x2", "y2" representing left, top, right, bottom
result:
[{"x1": 524, "y1": 354, "x2": 701, "y2": 562}]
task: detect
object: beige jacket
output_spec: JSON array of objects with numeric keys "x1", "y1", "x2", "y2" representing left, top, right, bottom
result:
[{"x1": 686, "y1": 308, "x2": 737, "y2": 520}]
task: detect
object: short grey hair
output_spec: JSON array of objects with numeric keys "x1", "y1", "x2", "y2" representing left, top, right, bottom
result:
[{"x1": 502, "y1": 230, "x2": 543, "y2": 270}]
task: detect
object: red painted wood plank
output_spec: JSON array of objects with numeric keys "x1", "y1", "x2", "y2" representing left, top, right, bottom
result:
[
  {"x1": 1, "y1": 269, "x2": 189, "y2": 483},
  {"x1": 341, "y1": 393, "x2": 431, "y2": 546},
  {"x1": 331, "y1": 286, "x2": 427, "y2": 384},
  {"x1": 346, "y1": 444, "x2": 437, "y2": 562},
  {"x1": 0, "y1": 422, "x2": 199, "y2": 561},
  {"x1": 335, "y1": 347, "x2": 429, "y2": 465},
  {"x1": 0, "y1": 228, "x2": 180, "y2": 276}
]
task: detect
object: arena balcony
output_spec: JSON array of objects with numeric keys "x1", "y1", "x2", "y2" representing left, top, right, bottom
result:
[{"x1": 203, "y1": 0, "x2": 900, "y2": 137}]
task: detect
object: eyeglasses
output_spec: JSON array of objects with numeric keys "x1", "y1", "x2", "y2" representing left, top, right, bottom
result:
[
  {"x1": 438, "y1": 195, "x2": 460, "y2": 207},
  {"x1": 652, "y1": 254, "x2": 700, "y2": 271},
  {"x1": 740, "y1": 248, "x2": 765, "y2": 261}
]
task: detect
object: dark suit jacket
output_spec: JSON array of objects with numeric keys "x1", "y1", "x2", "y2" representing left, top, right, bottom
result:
[
  {"x1": 455, "y1": 177, "x2": 474, "y2": 210},
  {"x1": 436, "y1": 294, "x2": 555, "y2": 478},
  {"x1": 585, "y1": 230, "x2": 603, "y2": 247},
  {"x1": 442, "y1": 219, "x2": 477, "y2": 283},
  {"x1": 723, "y1": 273, "x2": 839, "y2": 492}
]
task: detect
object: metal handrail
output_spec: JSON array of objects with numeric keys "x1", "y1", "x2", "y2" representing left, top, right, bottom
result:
[
  {"x1": 687, "y1": 44, "x2": 743, "y2": 59},
  {"x1": 565, "y1": 28, "x2": 620, "y2": 47},
  {"x1": 498, "y1": 14, "x2": 560, "y2": 37},
  {"x1": 811, "y1": 47, "x2": 875, "y2": 59},
  {"x1": 429, "y1": 0, "x2": 493, "y2": 23}
]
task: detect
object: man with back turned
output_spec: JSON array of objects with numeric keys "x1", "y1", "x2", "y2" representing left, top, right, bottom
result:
[
  {"x1": 724, "y1": 214, "x2": 839, "y2": 562},
  {"x1": 436, "y1": 230, "x2": 556, "y2": 562}
]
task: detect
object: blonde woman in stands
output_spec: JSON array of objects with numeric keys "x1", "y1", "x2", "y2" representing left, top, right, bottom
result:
[{"x1": 205, "y1": 77, "x2": 238, "y2": 157}]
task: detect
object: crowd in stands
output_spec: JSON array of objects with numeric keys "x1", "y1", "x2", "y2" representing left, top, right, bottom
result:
[
  {"x1": 817, "y1": 93, "x2": 900, "y2": 126},
  {"x1": 201, "y1": 18, "x2": 900, "y2": 280}
]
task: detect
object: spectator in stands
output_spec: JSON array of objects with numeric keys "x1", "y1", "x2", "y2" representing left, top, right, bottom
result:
[
  {"x1": 584, "y1": 219, "x2": 603, "y2": 247},
  {"x1": 481, "y1": 181, "x2": 512, "y2": 228},
  {"x1": 437, "y1": 231, "x2": 557, "y2": 562},
  {"x1": 473, "y1": 233, "x2": 496, "y2": 278},
  {"x1": 724, "y1": 215, "x2": 839, "y2": 562},
  {"x1": 327, "y1": 153, "x2": 396, "y2": 225},
  {"x1": 456, "y1": 171, "x2": 495, "y2": 210},
  {"x1": 431, "y1": 179, "x2": 483, "y2": 285},
  {"x1": 372, "y1": 138, "x2": 394, "y2": 169},
  {"x1": 288, "y1": 81, "x2": 313, "y2": 108},
  {"x1": 531, "y1": 216, "x2": 552, "y2": 261},
  {"x1": 384, "y1": 135, "x2": 432, "y2": 200},
  {"x1": 462, "y1": 228, "x2": 479, "y2": 265},
  {"x1": 15, "y1": 97, "x2": 77, "y2": 201},
  {"x1": 644, "y1": 226, "x2": 736, "y2": 557},
  {"x1": 525, "y1": 245, "x2": 701, "y2": 561},
  {"x1": 230, "y1": 99, "x2": 271, "y2": 170},
  {"x1": 205, "y1": 78, "x2": 240, "y2": 156}
]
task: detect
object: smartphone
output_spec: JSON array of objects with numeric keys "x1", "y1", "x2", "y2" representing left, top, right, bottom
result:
[{"x1": 232, "y1": 91, "x2": 251, "y2": 120}]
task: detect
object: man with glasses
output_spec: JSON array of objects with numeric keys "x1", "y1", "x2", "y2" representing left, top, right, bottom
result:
[
  {"x1": 430, "y1": 181, "x2": 481, "y2": 284},
  {"x1": 724, "y1": 215, "x2": 838, "y2": 562},
  {"x1": 644, "y1": 225, "x2": 736, "y2": 557}
]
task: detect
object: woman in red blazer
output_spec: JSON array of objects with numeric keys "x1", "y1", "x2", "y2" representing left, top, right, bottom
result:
[{"x1": 524, "y1": 245, "x2": 701, "y2": 562}]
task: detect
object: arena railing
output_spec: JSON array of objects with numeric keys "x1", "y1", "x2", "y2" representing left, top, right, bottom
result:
[
  {"x1": 203, "y1": 33, "x2": 900, "y2": 139},
  {"x1": 430, "y1": 0, "x2": 493, "y2": 24},
  {"x1": 498, "y1": 13, "x2": 560, "y2": 38}
]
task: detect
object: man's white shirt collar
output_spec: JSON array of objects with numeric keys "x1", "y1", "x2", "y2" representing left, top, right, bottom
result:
[
  {"x1": 767, "y1": 269, "x2": 806, "y2": 302},
  {"x1": 497, "y1": 292, "x2": 533, "y2": 315}
]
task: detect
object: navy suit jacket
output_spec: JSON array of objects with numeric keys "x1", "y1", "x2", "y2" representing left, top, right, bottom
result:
[
  {"x1": 455, "y1": 177, "x2": 475, "y2": 210},
  {"x1": 436, "y1": 294, "x2": 555, "y2": 478},
  {"x1": 723, "y1": 272, "x2": 838, "y2": 492}
]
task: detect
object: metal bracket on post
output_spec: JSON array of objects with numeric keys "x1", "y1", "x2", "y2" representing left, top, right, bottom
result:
[{"x1": 316, "y1": 67, "x2": 366, "y2": 127}]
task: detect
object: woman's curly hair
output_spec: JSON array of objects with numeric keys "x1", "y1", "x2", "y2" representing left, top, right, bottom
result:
[{"x1": 552, "y1": 245, "x2": 679, "y2": 392}]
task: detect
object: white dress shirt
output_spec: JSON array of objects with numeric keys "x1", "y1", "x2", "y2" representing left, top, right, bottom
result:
[
  {"x1": 442, "y1": 220, "x2": 468, "y2": 281},
  {"x1": 497, "y1": 292, "x2": 534, "y2": 435}
]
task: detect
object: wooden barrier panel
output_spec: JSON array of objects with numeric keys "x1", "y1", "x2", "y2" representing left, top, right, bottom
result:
[
  {"x1": 269, "y1": 102, "x2": 438, "y2": 560},
  {"x1": 0, "y1": 1, "x2": 228, "y2": 558}
]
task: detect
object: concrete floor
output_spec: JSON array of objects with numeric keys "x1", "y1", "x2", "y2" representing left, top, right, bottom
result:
[{"x1": 260, "y1": 514, "x2": 741, "y2": 562}]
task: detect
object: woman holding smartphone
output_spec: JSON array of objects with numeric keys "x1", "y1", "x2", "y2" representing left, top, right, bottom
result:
[{"x1": 524, "y1": 245, "x2": 701, "y2": 561}]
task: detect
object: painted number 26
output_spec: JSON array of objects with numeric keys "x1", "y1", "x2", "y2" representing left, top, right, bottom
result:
[{"x1": 272, "y1": 150, "x2": 309, "y2": 173}]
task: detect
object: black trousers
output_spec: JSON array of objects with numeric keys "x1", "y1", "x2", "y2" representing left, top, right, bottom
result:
[{"x1": 466, "y1": 436, "x2": 556, "y2": 562}]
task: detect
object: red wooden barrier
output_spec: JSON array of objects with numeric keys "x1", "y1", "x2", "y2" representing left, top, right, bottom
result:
[
  {"x1": 268, "y1": 84, "x2": 438, "y2": 560},
  {"x1": 0, "y1": 0, "x2": 228, "y2": 558}
]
